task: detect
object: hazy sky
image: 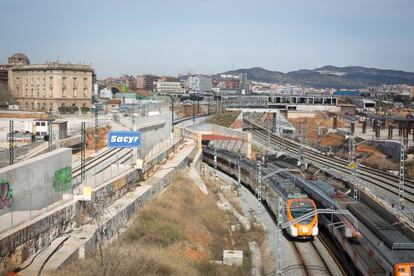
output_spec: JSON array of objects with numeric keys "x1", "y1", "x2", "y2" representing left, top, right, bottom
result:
[{"x1": 1, "y1": 0, "x2": 413, "y2": 77}]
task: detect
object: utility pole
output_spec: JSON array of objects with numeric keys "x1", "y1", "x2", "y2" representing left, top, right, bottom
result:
[
  {"x1": 237, "y1": 149, "x2": 241, "y2": 195},
  {"x1": 399, "y1": 137, "x2": 405, "y2": 209},
  {"x1": 171, "y1": 96, "x2": 174, "y2": 129},
  {"x1": 207, "y1": 96, "x2": 210, "y2": 115},
  {"x1": 81, "y1": 122, "x2": 86, "y2": 181},
  {"x1": 299, "y1": 124, "x2": 307, "y2": 166},
  {"x1": 9, "y1": 120, "x2": 14, "y2": 165},
  {"x1": 48, "y1": 112, "x2": 53, "y2": 152},
  {"x1": 192, "y1": 98, "x2": 195, "y2": 122},
  {"x1": 197, "y1": 98, "x2": 200, "y2": 115},
  {"x1": 267, "y1": 116, "x2": 271, "y2": 154},
  {"x1": 276, "y1": 197, "x2": 284, "y2": 276},
  {"x1": 94, "y1": 97, "x2": 99, "y2": 153},
  {"x1": 213, "y1": 147, "x2": 217, "y2": 176},
  {"x1": 256, "y1": 159, "x2": 262, "y2": 204},
  {"x1": 348, "y1": 132, "x2": 358, "y2": 200}
]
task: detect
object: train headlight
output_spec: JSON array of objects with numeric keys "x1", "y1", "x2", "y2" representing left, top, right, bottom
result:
[
  {"x1": 290, "y1": 225, "x2": 298, "y2": 237},
  {"x1": 312, "y1": 225, "x2": 319, "y2": 236}
]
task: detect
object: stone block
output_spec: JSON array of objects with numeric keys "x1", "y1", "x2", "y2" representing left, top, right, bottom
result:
[
  {"x1": 230, "y1": 224, "x2": 241, "y2": 232},
  {"x1": 223, "y1": 250, "x2": 243, "y2": 266},
  {"x1": 221, "y1": 185, "x2": 232, "y2": 192},
  {"x1": 217, "y1": 202, "x2": 230, "y2": 211}
]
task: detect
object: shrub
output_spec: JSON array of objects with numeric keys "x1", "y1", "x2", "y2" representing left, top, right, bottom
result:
[
  {"x1": 81, "y1": 106, "x2": 90, "y2": 113},
  {"x1": 58, "y1": 106, "x2": 70, "y2": 114},
  {"x1": 70, "y1": 106, "x2": 79, "y2": 113}
]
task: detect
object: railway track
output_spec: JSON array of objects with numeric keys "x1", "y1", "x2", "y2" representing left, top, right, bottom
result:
[
  {"x1": 72, "y1": 147, "x2": 133, "y2": 186},
  {"x1": 245, "y1": 119, "x2": 414, "y2": 205},
  {"x1": 203, "y1": 148, "x2": 346, "y2": 275},
  {"x1": 70, "y1": 112, "x2": 199, "y2": 183},
  {"x1": 289, "y1": 240, "x2": 332, "y2": 275}
]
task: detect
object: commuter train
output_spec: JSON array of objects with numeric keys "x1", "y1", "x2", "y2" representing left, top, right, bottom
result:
[
  {"x1": 203, "y1": 147, "x2": 318, "y2": 239},
  {"x1": 394, "y1": 263, "x2": 414, "y2": 276}
]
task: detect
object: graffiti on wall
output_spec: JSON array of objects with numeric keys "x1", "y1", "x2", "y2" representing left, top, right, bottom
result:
[
  {"x1": 54, "y1": 167, "x2": 72, "y2": 192},
  {"x1": 0, "y1": 179, "x2": 13, "y2": 209}
]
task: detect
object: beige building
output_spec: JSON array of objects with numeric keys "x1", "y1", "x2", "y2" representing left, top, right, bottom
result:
[
  {"x1": 7, "y1": 53, "x2": 95, "y2": 112},
  {"x1": 155, "y1": 80, "x2": 185, "y2": 94}
]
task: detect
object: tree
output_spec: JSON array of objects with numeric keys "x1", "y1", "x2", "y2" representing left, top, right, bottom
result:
[
  {"x1": 111, "y1": 87, "x2": 119, "y2": 95},
  {"x1": 0, "y1": 83, "x2": 16, "y2": 107}
]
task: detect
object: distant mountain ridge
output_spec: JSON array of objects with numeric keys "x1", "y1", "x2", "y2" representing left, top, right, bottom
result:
[{"x1": 222, "y1": 66, "x2": 414, "y2": 89}]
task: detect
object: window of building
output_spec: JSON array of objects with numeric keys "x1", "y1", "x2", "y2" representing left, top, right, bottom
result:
[
  {"x1": 41, "y1": 122, "x2": 45, "y2": 126},
  {"x1": 35, "y1": 122, "x2": 41, "y2": 126},
  {"x1": 62, "y1": 77, "x2": 67, "y2": 96}
]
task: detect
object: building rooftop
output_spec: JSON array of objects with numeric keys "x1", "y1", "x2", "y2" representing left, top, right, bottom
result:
[{"x1": 10, "y1": 62, "x2": 93, "y2": 72}]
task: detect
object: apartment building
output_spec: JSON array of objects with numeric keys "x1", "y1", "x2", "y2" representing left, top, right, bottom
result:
[{"x1": 7, "y1": 53, "x2": 95, "y2": 112}]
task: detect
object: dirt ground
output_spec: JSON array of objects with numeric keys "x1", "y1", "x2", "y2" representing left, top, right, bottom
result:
[
  {"x1": 86, "y1": 125, "x2": 111, "y2": 150},
  {"x1": 288, "y1": 112, "x2": 348, "y2": 147},
  {"x1": 55, "y1": 171, "x2": 260, "y2": 276},
  {"x1": 208, "y1": 111, "x2": 241, "y2": 128}
]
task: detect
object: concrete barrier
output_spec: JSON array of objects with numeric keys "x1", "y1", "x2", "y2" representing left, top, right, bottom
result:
[{"x1": 0, "y1": 148, "x2": 72, "y2": 216}]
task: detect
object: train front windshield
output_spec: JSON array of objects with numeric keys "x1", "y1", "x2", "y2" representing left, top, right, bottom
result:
[{"x1": 290, "y1": 201, "x2": 315, "y2": 224}]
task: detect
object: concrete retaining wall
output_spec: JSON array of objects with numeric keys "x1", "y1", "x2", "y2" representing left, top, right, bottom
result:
[
  {"x1": 0, "y1": 201, "x2": 76, "y2": 267},
  {"x1": 0, "y1": 148, "x2": 72, "y2": 216}
]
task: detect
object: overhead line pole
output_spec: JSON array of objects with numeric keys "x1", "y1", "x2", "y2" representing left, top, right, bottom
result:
[
  {"x1": 9, "y1": 120, "x2": 14, "y2": 165},
  {"x1": 48, "y1": 111, "x2": 53, "y2": 152},
  {"x1": 81, "y1": 122, "x2": 86, "y2": 181},
  {"x1": 94, "y1": 97, "x2": 99, "y2": 153},
  {"x1": 171, "y1": 96, "x2": 174, "y2": 130},
  {"x1": 399, "y1": 136, "x2": 405, "y2": 210}
]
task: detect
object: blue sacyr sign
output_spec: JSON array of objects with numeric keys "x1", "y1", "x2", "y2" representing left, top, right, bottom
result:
[{"x1": 108, "y1": 131, "x2": 142, "y2": 148}]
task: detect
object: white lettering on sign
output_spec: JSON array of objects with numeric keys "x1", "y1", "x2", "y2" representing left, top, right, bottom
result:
[{"x1": 110, "y1": 135, "x2": 140, "y2": 144}]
